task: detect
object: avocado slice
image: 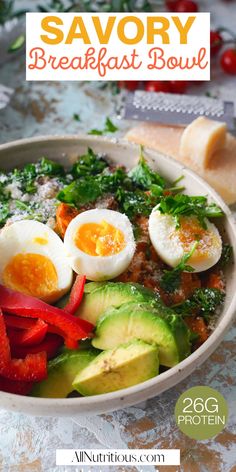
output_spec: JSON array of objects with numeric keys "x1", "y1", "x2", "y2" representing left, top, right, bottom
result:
[
  {"x1": 31, "y1": 349, "x2": 98, "y2": 398},
  {"x1": 92, "y1": 302, "x2": 191, "y2": 367},
  {"x1": 77, "y1": 282, "x2": 158, "y2": 324},
  {"x1": 73, "y1": 340, "x2": 159, "y2": 396}
]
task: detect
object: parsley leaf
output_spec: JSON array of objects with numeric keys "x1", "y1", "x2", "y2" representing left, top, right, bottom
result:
[
  {"x1": 57, "y1": 168, "x2": 129, "y2": 208},
  {"x1": 160, "y1": 241, "x2": 198, "y2": 293},
  {"x1": 0, "y1": 202, "x2": 10, "y2": 225},
  {"x1": 116, "y1": 188, "x2": 154, "y2": 219},
  {"x1": 129, "y1": 147, "x2": 166, "y2": 190},
  {"x1": 158, "y1": 194, "x2": 223, "y2": 229},
  {"x1": 57, "y1": 177, "x2": 101, "y2": 207},
  {"x1": 38, "y1": 158, "x2": 65, "y2": 177},
  {"x1": 99, "y1": 168, "x2": 130, "y2": 192},
  {"x1": 88, "y1": 117, "x2": 118, "y2": 136},
  {"x1": 73, "y1": 113, "x2": 81, "y2": 122},
  {"x1": 71, "y1": 148, "x2": 108, "y2": 178},
  {"x1": 173, "y1": 288, "x2": 225, "y2": 320}
]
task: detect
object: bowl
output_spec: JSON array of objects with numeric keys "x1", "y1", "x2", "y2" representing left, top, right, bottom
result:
[{"x1": 0, "y1": 134, "x2": 235, "y2": 417}]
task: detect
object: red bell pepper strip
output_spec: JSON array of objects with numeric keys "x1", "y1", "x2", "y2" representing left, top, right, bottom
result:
[
  {"x1": 2, "y1": 353, "x2": 47, "y2": 382},
  {"x1": 64, "y1": 338, "x2": 79, "y2": 350},
  {"x1": 47, "y1": 324, "x2": 79, "y2": 350},
  {"x1": 64, "y1": 275, "x2": 86, "y2": 315},
  {"x1": 4, "y1": 315, "x2": 38, "y2": 330},
  {"x1": 0, "y1": 310, "x2": 47, "y2": 382},
  {"x1": 11, "y1": 334, "x2": 63, "y2": 360},
  {"x1": 0, "y1": 285, "x2": 93, "y2": 341},
  {"x1": 7, "y1": 319, "x2": 48, "y2": 347},
  {"x1": 0, "y1": 376, "x2": 33, "y2": 395},
  {"x1": 0, "y1": 309, "x2": 11, "y2": 368}
]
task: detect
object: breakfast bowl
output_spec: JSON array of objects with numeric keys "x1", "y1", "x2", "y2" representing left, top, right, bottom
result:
[{"x1": 0, "y1": 134, "x2": 235, "y2": 417}]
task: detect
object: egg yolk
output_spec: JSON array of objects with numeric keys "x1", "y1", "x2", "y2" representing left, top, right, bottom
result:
[
  {"x1": 33, "y1": 237, "x2": 48, "y2": 245},
  {"x1": 74, "y1": 220, "x2": 125, "y2": 257},
  {"x1": 174, "y1": 217, "x2": 220, "y2": 262},
  {"x1": 3, "y1": 253, "x2": 58, "y2": 301}
]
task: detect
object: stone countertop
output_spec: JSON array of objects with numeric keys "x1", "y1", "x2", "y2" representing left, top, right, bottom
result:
[{"x1": 0, "y1": 1, "x2": 236, "y2": 471}]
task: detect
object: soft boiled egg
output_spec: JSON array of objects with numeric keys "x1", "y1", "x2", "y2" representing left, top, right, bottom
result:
[
  {"x1": 64, "y1": 209, "x2": 136, "y2": 281},
  {"x1": 0, "y1": 220, "x2": 73, "y2": 303},
  {"x1": 148, "y1": 208, "x2": 222, "y2": 272}
]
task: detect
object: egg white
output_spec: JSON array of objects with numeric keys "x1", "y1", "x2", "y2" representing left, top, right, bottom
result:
[
  {"x1": 148, "y1": 208, "x2": 222, "y2": 272},
  {"x1": 0, "y1": 220, "x2": 73, "y2": 302},
  {"x1": 64, "y1": 209, "x2": 136, "y2": 281}
]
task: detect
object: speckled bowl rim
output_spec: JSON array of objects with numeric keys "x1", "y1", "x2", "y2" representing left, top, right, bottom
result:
[{"x1": 0, "y1": 134, "x2": 235, "y2": 417}]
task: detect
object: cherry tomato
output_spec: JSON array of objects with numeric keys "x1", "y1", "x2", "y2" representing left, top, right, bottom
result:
[
  {"x1": 118, "y1": 81, "x2": 140, "y2": 91},
  {"x1": 169, "y1": 81, "x2": 188, "y2": 94},
  {"x1": 210, "y1": 31, "x2": 223, "y2": 56},
  {"x1": 175, "y1": 0, "x2": 198, "y2": 12},
  {"x1": 220, "y1": 48, "x2": 236, "y2": 75},
  {"x1": 165, "y1": 0, "x2": 179, "y2": 10},
  {"x1": 145, "y1": 81, "x2": 171, "y2": 93}
]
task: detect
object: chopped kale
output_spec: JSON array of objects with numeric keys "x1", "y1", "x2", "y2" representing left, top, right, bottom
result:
[
  {"x1": 219, "y1": 243, "x2": 233, "y2": 268},
  {"x1": 158, "y1": 194, "x2": 223, "y2": 229},
  {"x1": 173, "y1": 288, "x2": 225, "y2": 320}
]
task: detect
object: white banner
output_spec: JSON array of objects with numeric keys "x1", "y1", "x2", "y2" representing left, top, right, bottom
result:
[
  {"x1": 56, "y1": 448, "x2": 180, "y2": 466},
  {"x1": 26, "y1": 12, "x2": 210, "y2": 81}
]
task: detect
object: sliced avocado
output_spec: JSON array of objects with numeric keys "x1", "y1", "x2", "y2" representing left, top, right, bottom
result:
[
  {"x1": 73, "y1": 340, "x2": 159, "y2": 396},
  {"x1": 92, "y1": 302, "x2": 191, "y2": 367},
  {"x1": 84, "y1": 282, "x2": 106, "y2": 293},
  {"x1": 31, "y1": 349, "x2": 98, "y2": 398},
  {"x1": 77, "y1": 282, "x2": 158, "y2": 324}
]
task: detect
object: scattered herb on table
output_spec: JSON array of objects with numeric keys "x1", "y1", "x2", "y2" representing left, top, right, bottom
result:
[
  {"x1": 73, "y1": 113, "x2": 81, "y2": 122},
  {"x1": 88, "y1": 117, "x2": 118, "y2": 136}
]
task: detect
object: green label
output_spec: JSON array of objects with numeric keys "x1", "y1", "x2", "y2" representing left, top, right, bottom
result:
[{"x1": 174, "y1": 386, "x2": 228, "y2": 440}]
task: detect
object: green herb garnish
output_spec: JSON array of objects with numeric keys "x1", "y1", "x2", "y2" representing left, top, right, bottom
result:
[
  {"x1": 38, "y1": 158, "x2": 65, "y2": 177},
  {"x1": 173, "y1": 288, "x2": 225, "y2": 320},
  {"x1": 8, "y1": 34, "x2": 25, "y2": 53},
  {"x1": 129, "y1": 147, "x2": 166, "y2": 190},
  {"x1": 57, "y1": 177, "x2": 101, "y2": 207},
  {"x1": 158, "y1": 194, "x2": 223, "y2": 229},
  {"x1": 219, "y1": 243, "x2": 233, "y2": 268},
  {"x1": 14, "y1": 200, "x2": 29, "y2": 211},
  {"x1": 0, "y1": 202, "x2": 10, "y2": 225},
  {"x1": 71, "y1": 148, "x2": 108, "y2": 178},
  {"x1": 73, "y1": 113, "x2": 81, "y2": 122},
  {"x1": 88, "y1": 117, "x2": 118, "y2": 136},
  {"x1": 160, "y1": 241, "x2": 198, "y2": 293},
  {"x1": 116, "y1": 188, "x2": 154, "y2": 219}
]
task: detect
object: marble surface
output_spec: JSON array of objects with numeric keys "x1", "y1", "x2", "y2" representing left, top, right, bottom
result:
[{"x1": 0, "y1": 1, "x2": 236, "y2": 471}]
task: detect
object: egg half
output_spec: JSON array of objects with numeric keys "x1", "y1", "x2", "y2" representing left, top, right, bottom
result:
[
  {"x1": 148, "y1": 208, "x2": 222, "y2": 272},
  {"x1": 64, "y1": 209, "x2": 136, "y2": 281},
  {"x1": 0, "y1": 220, "x2": 73, "y2": 303}
]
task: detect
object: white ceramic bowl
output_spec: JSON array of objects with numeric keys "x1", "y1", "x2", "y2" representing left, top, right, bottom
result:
[{"x1": 0, "y1": 135, "x2": 235, "y2": 417}]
